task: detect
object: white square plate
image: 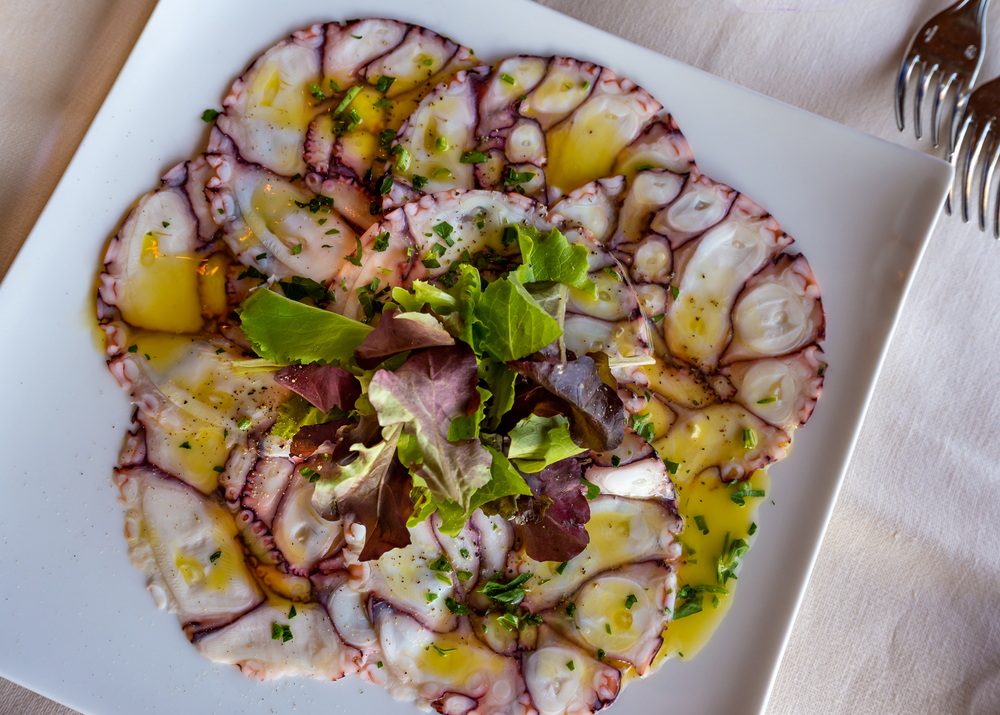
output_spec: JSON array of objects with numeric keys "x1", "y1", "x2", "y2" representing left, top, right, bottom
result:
[{"x1": 0, "y1": 1, "x2": 951, "y2": 714}]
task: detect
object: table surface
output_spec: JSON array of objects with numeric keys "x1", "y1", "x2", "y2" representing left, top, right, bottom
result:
[{"x1": 2, "y1": 1, "x2": 999, "y2": 714}]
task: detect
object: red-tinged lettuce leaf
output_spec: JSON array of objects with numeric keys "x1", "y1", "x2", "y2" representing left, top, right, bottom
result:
[
  {"x1": 311, "y1": 423, "x2": 413, "y2": 561},
  {"x1": 518, "y1": 456, "x2": 590, "y2": 563},
  {"x1": 237, "y1": 288, "x2": 372, "y2": 365},
  {"x1": 506, "y1": 356, "x2": 625, "y2": 452},
  {"x1": 271, "y1": 394, "x2": 347, "y2": 441},
  {"x1": 274, "y1": 363, "x2": 362, "y2": 413},
  {"x1": 354, "y1": 309, "x2": 455, "y2": 370},
  {"x1": 297, "y1": 414, "x2": 382, "y2": 467},
  {"x1": 368, "y1": 344, "x2": 491, "y2": 508},
  {"x1": 289, "y1": 419, "x2": 351, "y2": 458}
]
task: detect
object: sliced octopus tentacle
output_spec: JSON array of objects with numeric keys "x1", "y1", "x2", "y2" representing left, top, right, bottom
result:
[
  {"x1": 721, "y1": 253, "x2": 825, "y2": 365},
  {"x1": 666, "y1": 195, "x2": 794, "y2": 371},
  {"x1": 117, "y1": 465, "x2": 265, "y2": 635},
  {"x1": 370, "y1": 601, "x2": 531, "y2": 715},
  {"x1": 613, "y1": 116, "x2": 696, "y2": 179},
  {"x1": 650, "y1": 171, "x2": 737, "y2": 250},
  {"x1": 540, "y1": 561, "x2": 676, "y2": 675},
  {"x1": 726, "y1": 346, "x2": 826, "y2": 430},
  {"x1": 510, "y1": 496, "x2": 682, "y2": 613},
  {"x1": 193, "y1": 600, "x2": 361, "y2": 681},
  {"x1": 522, "y1": 625, "x2": 621, "y2": 715},
  {"x1": 215, "y1": 24, "x2": 326, "y2": 177}
]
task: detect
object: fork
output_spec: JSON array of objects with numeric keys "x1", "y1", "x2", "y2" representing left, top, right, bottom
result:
[
  {"x1": 951, "y1": 76, "x2": 1000, "y2": 234},
  {"x1": 895, "y1": 0, "x2": 991, "y2": 149}
]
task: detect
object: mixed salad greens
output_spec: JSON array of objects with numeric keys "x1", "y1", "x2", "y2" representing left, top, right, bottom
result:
[{"x1": 237, "y1": 225, "x2": 627, "y2": 563}]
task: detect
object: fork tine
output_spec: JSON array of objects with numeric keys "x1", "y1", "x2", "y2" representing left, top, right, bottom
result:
[
  {"x1": 994, "y1": 171, "x2": 1000, "y2": 238},
  {"x1": 914, "y1": 61, "x2": 932, "y2": 140},
  {"x1": 931, "y1": 72, "x2": 956, "y2": 149},
  {"x1": 896, "y1": 54, "x2": 918, "y2": 132},
  {"x1": 948, "y1": 79, "x2": 970, "y2": 156},
  {"x1": 979, "y1": 128, "x2": 1000, "y2": 231},
  {"x1": 963, "y1": 119, "x2": 987, "y2": 224},
  {"x1": 948, "y1": 112, "x2": 975, "y2": 216}
]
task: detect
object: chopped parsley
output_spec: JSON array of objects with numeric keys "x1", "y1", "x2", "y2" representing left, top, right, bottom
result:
[
  {"x1": 624, "y1": 594, "x2": 638, "y2": 610},
  {"x1": 730, "y1": 482, "x2": 765, "y2": 506},
  {"x1": 426, "y1": 592, "x2": 438, "y2": 602},
  {"x1": 555, "y1": 562, "x2": 568, "y2": 575},
  {"x1": 289, "y1": 605, "x2": 297, "y2": 619},
  {"x1": 566, "y1": 661, "x2": 575, "y2": 671},
  {"x1": 345, "y1": 236, "x2": 364, "y2": 267},
  {"x1": 581, "y1": 477, "x2": 600, "y2": 500},
  {"x1": 373, "y1": 231, "x2": 390, "y2": 252},
  {"x1": 291, "y1": 244, "x2": 302, "y2": 255},
  {"x1": 209, "y1": 550, "x2": 221, "y2": 563},
  {"x1": 212, "y1": 466, "x2": 225, "y2": 473},
  {"x1": 611, "y1": 455, "x2": 621, "y2": 467},
  {"x1": 127, "y1": 344, "x2": 138, "y2": 353},
  {"x1": 694, "y1": 515, "x2": 709, "y2": 535},
  {"x1": 271, "y1": 622, "x2": 293, "y2": 642},
  {"x1": 444, "y1": 597, "x2": 470, "y2": 615},
  {"x1": 503, "y1": 167, "x2": 535, "y2": 186},
  {"x1": 756, "y1": 396, "x2": 777, "y2": 405},
  {"x1": 201, "y1": 109, "x2": 219, "y2": 123},
  {"x1": 179, "y1": 441, "x2": 191, "y2": 449},
  {"x1": 412, "y1": 174, "x2": 429, "y2": 190},
  {"x1": 310, "y1": 83, "x2": 326, "y2": 100},
  {"x1": 500, "y1": 73, "x2": 516, "y2": 85},
  {"x1": 375, "y1": 75, "x2": 396, "y2": 93},
  {"x1": 742, "y1": 428, "x2": 758, "y2": 450},
  {"x1": 237, "y1": 417, "x2": 252, "y2": 431},
  {"x1": 670, "y1": 285, "x2": 680, "y2": 300},
  {"x1": 460, "y1": 151, "x2": 489, "y2": 164},
  {"x1": 301, "y1": 467, "x2": 320, "y2": 483},
  {"x1": 631, "y1": 413, "x2": 655, "y2": 442},
  {"x1": 663, "y1": 459, "x2": 680, "y2": 475}
]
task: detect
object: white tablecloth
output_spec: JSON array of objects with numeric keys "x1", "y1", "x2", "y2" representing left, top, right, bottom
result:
[{"x1": 2, "y1": 1, "x2": 998, "y2": 713}]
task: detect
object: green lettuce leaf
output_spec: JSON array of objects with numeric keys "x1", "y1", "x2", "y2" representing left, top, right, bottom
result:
[
  {"x1": 508, "y1": 414, "x2": 587, "y2": 472},
  {"x1": 514, "y1": 225, "x2": 596, "y2": 296},
  {"x1": 368, "y1": 344, "x2": 491, "y2": 508},
  {"x1": 478, "y1": 358, "x2": 516, "y2": 431},
  {"x1": 238, "y1": 288, "x2": 372, "y2": 365},
  {"x1": 448, "y1": 386, "x2": 490, "y2": 440},
  {"x1": 475, "y1": 277, "x2": 562, "y2": 362},
  {"x1": 408, "y1": 445, "x2": 532, "y2": 536},
  {"x1": 392, "y1": 265, "x2": 485, "y2": 351}
]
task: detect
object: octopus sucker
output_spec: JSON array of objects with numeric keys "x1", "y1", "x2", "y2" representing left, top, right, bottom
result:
[
  {"x1": 522, "y1": 625, "x2": 621, "y2": 715},
  {"x1": 96, "y1": 19, "x2": 829, "y2": 713},
  {"x1": 551, "y1": 177, "x2": 626, "y2": 245},
  {"x1": 721, "y1": 253, "x2": 825, "y2": 365},
  {"x1": 478, "y1": 56, "x2": 549, "y2": 143},
  {"x1": 650, "y1": 171, "x2": 737, "y2": 250},
  {"x1": 540, "y1": 561, "x2": 676, "y2": 676},
  {"x1": 613, "y1": 116, "x2": 696, "y2": 180},
  {"x1": 323, "y1": 19, "x2": 409, "y2": 88},
  {"x1": 726, "y1": 346, "x2": 826, "y2": 430},
  {"x1": 520, "y1": 57, "x2": 601, "y2": 132}
]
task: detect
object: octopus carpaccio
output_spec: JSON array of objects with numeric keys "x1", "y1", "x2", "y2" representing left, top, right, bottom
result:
[{"x1": 95, "y1": 18, "x2": 826, "y2": 715}]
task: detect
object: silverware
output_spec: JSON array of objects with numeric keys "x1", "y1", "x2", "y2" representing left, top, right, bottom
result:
[
  {"x1": 952, "y1": 76, "x2": 1000, "y2": 234},
  {"x1": 895, "y1": 0, "x2": 991, "y2": 149}
]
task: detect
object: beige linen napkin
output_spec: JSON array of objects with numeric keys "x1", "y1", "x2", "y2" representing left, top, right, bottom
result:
[{"x1": 2, "y1": 1, "x2": 999, "y2": 714}]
